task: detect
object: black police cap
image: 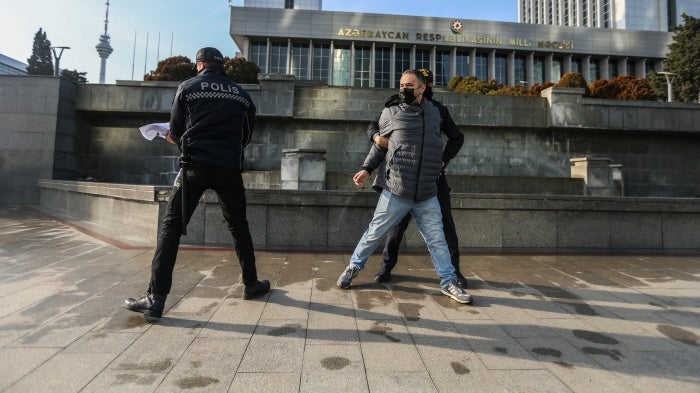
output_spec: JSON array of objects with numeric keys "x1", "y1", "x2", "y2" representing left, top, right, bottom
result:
[{"x1": 196, "y1": 47, "x2": 224, "y2": 64}]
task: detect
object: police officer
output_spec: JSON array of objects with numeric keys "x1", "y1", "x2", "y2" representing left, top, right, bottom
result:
[
  {"x1": 367, "y1": 69, "x2": 468, "y2": 288},
  {"x1": 123, "y1": 47, "x2": 270, "y2": 323}
]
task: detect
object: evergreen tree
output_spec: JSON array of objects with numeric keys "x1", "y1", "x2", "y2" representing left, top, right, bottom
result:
[
  {"x1": 60, "y1": 69, "x2": 88, "y2": 83},
  {"x1": 27, "y1": 28, "x2": 54, "y2": 76},
  {"x1": 663, "y1": 14, "x2": 700, "y2": 102}
]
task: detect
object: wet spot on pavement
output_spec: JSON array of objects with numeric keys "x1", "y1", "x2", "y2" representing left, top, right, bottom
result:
[
  {"x1": 315, "y1": 278, "x2": 333, "y2": 291},
  {"x1": 450, "y1": 361, "x2": 470, "y2": 375},
  {"x1": 190, "y1": 360, "x2": 202, "y2": 368},
  {"x1": 369, "y1": 321, "x2": 400, "y2": 343},
  {"x1": 118, "y1": 358, "x2": 173, "y2": 372},
  {"x1": 268, "y1": 323, "x2": 302, "y2": 336},
  {"x1": 532, "y1": 347, "x2": 562, "y2": 358},
  {"x1": 657, "y1": 324, "x2": 698, "y2": 346},
  {"x1": 356, "y1": 290, "x2": 392, "y2": 310},
  {"x1": 494, "y1": 347, "x2": 508, "y2": 354},
  {"x1": 321, "y1": 356, "x2": 350, "y2": 370},
  {"x1": 398, "y1": 302, "x2": 424, "y2": 321},
  {"x1": 573, "y1": 330, "x2": 619, "y2": 345},
  {"x1": 582, "y1": 347, "x2": 624, "y2": 361},
  {"x1": 113, "y1": 374, "x2": 158, "y2": 386},
  {"x1": 175, "y1": 376, "x2": 219, "y2": 389}
]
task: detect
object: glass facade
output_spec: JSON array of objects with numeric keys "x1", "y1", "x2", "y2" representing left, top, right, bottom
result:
[
  {"x1": 552, "y1": 57, "x2": 562, "y2": 82},
  {"x1": 533, "y1": 56, "x2": 545, "y2": 84},
  {"x1": 456, "y1": 51, "x2": 469, "y2": 79},
  {"x1": 250, "y1": 41, "x2": 268, "y2": 73},
  {"x1": 394, "y1": 47, "x2": 411, "y2": 88},
  {"x1": 374, "y1": 47, "x2": 391, "y2": 88},
  {"x1": 332, "y1": 45, "x2": 351, "y2": 86},
  {"x1": 415, "y1": 48, "x2": 430, "y2": 71},
  {"x1": 495, "y1": 54, "x2": 507, "y2": 85},
  {"x1": 434, "y1": 49, "x2": 451, "y2": 86},
  {"x1": 311, "y1": 43, "x2": 329, "y2": 81},
  {"x1": 291, "y1": 43, "x2": 308, "y2": 80},
  {"x1": 514, "y1": 56, "x2": 526, "y2": 84},
  {"x1": 269, "y1": 42, "x2": 287, "y2": 74},
  {"x1": 475, "y1": 53, "x2": 488, "y2": 81},
  {"x1": 353, "y1": 46, "x2": 371, "y2": 87}
]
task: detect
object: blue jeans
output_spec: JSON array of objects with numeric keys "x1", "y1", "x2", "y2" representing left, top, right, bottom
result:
[{"x1": 349, "y1": 189, "x2": 457, "y2": 287}]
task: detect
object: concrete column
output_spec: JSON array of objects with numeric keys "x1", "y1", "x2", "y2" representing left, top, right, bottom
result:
[
  {"x1": 451, "y1": 47, "x2": 457, "y2": 81},
  {"x1": 544, "y1": 53, "x2": 553, "y2": 82},
  {"x1": 469, "y1": 49, "x2": 476, "y2": 77},
  {"x1": 286, "y1": 38, "x2": 292, "y2": 74},
  {"x1": 410, "y1": 45, "x2": 416, "y2": 69},
  {"x1": 507, "y1": 51, "x2": 515, "y2": 86},
  {"x1": 488, "y1": 50, "x2": 496, "y2": 81},
  {"x1": 281, "y1": 149, "x2": 326, "y2": 190},
  {"x1": 582, "y1": 55, "x2": 591, "y2": 82},
  {"x1": 563, "y1": 54, "x2": 572, "y2": 74},
  {"x1": 618, "y1": 57, "x2": 628, "y2": 76},
  {"x1": 635, "y1": 59, "x2": 646, "y2": 78},
  {"x1": 369, "y1": 42, "x2": 376, "y2": 88},
  {"x1": 570, "y1": 157, "x2": 615, "y2": 196},
  {"x1": 390, "y1": 44, "x2": 396, "y2": 88}
]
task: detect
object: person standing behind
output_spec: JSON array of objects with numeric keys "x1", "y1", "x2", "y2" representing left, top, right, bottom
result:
[
  {"x1": 337, "y1": 70, "x2": 472, "y2": 304},
  {"x1": 123, "y1": 47, "x2": 270, "y2": 323},
  {"x1": 367, "y1": 69, "x2": 468, "y2": 288}
]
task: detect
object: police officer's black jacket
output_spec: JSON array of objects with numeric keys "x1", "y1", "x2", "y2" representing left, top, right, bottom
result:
[{"x1": 169, "y1": 66, "x2": 256, "y2": 170}]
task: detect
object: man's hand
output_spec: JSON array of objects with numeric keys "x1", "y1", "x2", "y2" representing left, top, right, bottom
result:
[
  {"x1": 373, "y1": 134, "x2": 389, "y2": 149},
  {"x1": 353, "y1": 169, "x2": 370, "y2": 186},
  {"x1": 166, "y1": 133, "x2": 176, "y2": 144}
]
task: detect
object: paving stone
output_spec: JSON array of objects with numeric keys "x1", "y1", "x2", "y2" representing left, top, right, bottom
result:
[
  {"x1": 366, "y1": 371, "x2": 438, "y2": 393},
  {"x1": 229, "y1": 372, "x2": 300, "y2": 393},
  {"x1": 0, "y1": 347, "x2": 61, "y2": 391},
  {"x1": 5, "y1": 352, "x2": 115, "y2": 393}
]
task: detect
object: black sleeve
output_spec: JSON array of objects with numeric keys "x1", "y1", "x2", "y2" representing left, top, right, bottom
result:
[
  {"x1": 435, "y1": 100, "x2": 464, "y2": 166},
  {"x1": 168, "y1": 84, "x2": 186, "y2": 144},
  {"x1": 366, "y1": 113, "x2": 381, "y2": 143}
]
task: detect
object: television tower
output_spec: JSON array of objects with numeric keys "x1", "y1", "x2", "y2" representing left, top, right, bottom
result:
[{"x1": 95, "y1": 0, "x2": 114, "y2": 83}]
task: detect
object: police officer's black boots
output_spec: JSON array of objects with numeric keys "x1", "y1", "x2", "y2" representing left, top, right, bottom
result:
[
  {"x1": 243, "y1": 279, "x2": 271, "y2": 300},
  {"x1": 123, "y1": 292, "x2": 166, "y2": 323}
]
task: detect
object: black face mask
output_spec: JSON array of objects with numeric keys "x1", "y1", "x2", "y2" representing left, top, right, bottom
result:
[{"x1": 399, "y1": 88, "x2": 417, "y2": 104}]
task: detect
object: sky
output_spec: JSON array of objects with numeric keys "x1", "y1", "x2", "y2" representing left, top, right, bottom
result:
[{"x1": 0, "y1": 0, "x2": 518, "y2": 84}]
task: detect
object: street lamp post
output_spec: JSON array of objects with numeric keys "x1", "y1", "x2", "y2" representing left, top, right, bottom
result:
[
  {"x1": 50, "y1": 46, "x2": 71, "y2": 77},
  {"x1": 658, "y1": 71, "x2": 677, "y2": 103}
]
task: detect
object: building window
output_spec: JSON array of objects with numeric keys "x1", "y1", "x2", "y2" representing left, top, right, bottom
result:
[
  {"x1": 434, "y1": 49, "x2": 451, "y2": 86},
  {"x1": 456, "y1": 50, "x2": 469, "y2": 78},
  {"x1": 609, "y1": 60, "x2": 618, "y2": 78},
  {"x1": 582, "y1": 0, "x2": 589, "y2": 26},
  {"x1": 311, "y1": 43, "x2": 329, "y2": 82},
  {"x1": 495, "y1": 54, "x2": 507, "y2": 85},
  {"x1": 291, "y1": 43, "x2": 308, "y2": 80},
  {"x1": 592, "y1": 0, "x2": 598, "y2": 27},
  {"x1": 571, "y1": 58, "x2": 581, "y2": 74},
  {"x1": 475, "y1": 53, "x2": 488, "y2": 81},
  {"x1": 395, "y1": 47, "x2": 411, "y2": 88},
  {"x1": 603, "y1": 0, "x2": 610, "y2": 28},
  {"x1": 564, "y1": 0, "x2": 570, "y2": 25},
  {"x1": 533, "y1": 56, "x2": 545, "y2": 84},
  {"x1": 285, "y1": 0, "x2": 294, "y2": 9},
  {"x1": 374, "y1": 47, "x2": 391, "y2": 88},
  {"x1": 269, "y1": 42, "x2": 287, "y2": 74},
  {"x1": 250, "y1": 41, "x2": 268, "y2": 73},
  {"x1": 590, "y1": 59, "x2": 600, "y2": 81},
  {"x1": 354, "y1": 46, "x2": 371, "y2": 87},
  {"x1": 415, "y1": 48, "x2": 430, "y2": 71},
  {"x1": 645, "y1": 61, "x2": 653, "y2": 77},
  {"x1": 514, "y1": 55, "x2": 525, "y2": 85},
  {"x1": 332, "y1": 45, "x2": 351, "y2": 86}
]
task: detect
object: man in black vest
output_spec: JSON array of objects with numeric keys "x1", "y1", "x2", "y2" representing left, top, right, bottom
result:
[{"x1": 123, "y1": 47, "x2": 270, "y2": 323}]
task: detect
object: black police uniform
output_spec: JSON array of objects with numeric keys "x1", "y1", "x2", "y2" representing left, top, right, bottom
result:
[{"x1": 148, "y1": 57, "x2": 259, "y2": 297}]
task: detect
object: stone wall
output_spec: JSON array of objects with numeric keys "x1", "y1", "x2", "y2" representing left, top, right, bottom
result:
[
  {"x1": 37, "y1": 180, "x2": 700, "y2": 252},
  {"x1": 0, "y1": 76, "x2": 76, "y2": 204},
  {"x1": 2, "y1": 75, "x2": 700, "y2": 205}
]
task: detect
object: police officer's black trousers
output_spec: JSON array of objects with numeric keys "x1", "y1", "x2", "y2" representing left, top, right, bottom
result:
[
  {"x1": 148, "y1": 166, "x2": 258, "y2": 296},
  {"x1": 380, "y1": 173, "x2": 461, "y2": 274}
]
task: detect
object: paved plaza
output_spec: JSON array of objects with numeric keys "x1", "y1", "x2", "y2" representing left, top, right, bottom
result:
[{"x1": 0, "y1": 205, "x2": 699, "y2": 392}]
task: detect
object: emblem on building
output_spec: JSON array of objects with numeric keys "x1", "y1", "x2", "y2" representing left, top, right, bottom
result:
[{"x1": 450, "y1": 20, "x2": 463, "y2": 34}]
